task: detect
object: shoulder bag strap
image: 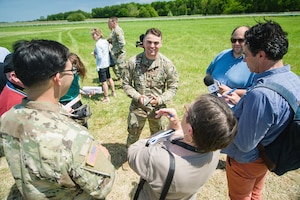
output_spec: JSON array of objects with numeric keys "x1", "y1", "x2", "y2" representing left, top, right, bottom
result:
[
  {"x1": 254, "y1": 83, "x2": 299, "y2": 118},
  {"x1": 133, "y1": 178, "x2": 146, "y2": 200},
  {"x1": 133, "y1": 147, "x2": 175, "y2": 200},
  {"x1": 255, "y1": 83, "x2": 300, "y2": 171},
  {"x1": 160, "y1": 148, "x2": 175, "y2": 200}
]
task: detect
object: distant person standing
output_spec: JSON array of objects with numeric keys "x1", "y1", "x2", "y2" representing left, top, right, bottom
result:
[
  {"x1": 91, "y1": 28, "x2": 116, "y2": 103},
  {"x1": 123, "y1": 28, "x2": 179, "y2": 147},
  {"x1": 206, "y1": 26, "x2": 254, "y2": 96},
  {"x1": 107, "y1": 16, "x2": 126, "y2": 80}
]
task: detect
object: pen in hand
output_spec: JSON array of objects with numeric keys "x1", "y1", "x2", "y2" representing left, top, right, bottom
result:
[{"x1": 225, "y1": 88, "x2": 237, "y2": 95}]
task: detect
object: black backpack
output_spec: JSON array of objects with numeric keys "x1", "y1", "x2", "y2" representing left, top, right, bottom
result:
[{"x1": 255, "y1": 83, "x2": 300, "y2": 176}]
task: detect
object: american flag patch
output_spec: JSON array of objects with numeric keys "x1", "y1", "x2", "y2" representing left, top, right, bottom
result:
[{"x1": 86, "y1": 143, "x2": 99, "y2": 166}]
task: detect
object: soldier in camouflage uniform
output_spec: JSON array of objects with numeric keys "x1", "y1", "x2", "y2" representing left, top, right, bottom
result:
[
  {"x1": 107, "y1": 16, "x2": 126, "y2": 80},
  {"x1": 0, "y1": 39, "x2": 115, "y2": 199},
  {"x1": 123, "y1": 28, "x2": 179, "y2": 147}
]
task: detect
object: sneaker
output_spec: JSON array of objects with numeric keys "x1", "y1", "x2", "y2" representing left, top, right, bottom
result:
[
  {"x1": 102, "y1": 97, "x2": 110, "y2": 103},
  {"x1": 112, "y1": 91, "x2": 116, "y2": 97}
]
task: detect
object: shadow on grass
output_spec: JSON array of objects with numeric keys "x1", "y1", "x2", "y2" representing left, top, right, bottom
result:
[
  {"x1": 6, "y1": 184, "x2": 21, "y2": 199},
  {"x1": 103, "y1": 143, "x2": 127, "y2": 169}
]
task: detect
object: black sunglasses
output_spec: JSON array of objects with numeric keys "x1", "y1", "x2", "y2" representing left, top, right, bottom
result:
[{"x1": 231, "y1": 38, "x2": 245, "y2": 43}]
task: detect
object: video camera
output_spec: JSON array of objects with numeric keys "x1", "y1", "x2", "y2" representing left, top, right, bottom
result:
[{"x1": 135, "y1": 34, "x2": 145, "y2": 48}]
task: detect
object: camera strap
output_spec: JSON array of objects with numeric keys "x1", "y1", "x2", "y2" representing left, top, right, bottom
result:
[
  {"x1": 133, "y1": 147, "x2": 175, "y2": 200},
  {"x1": 171, "y1": 139, "x2": 200, "y2": 153}
]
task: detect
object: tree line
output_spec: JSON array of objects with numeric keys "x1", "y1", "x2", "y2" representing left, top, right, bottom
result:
[{"x1": 44, "y1": 0, "x2": 300, "y2": 21}]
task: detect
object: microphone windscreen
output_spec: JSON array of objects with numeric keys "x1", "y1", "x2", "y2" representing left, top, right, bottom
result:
[{"x1": 204, "y1": 75, "x2": 215, "y2": 86}]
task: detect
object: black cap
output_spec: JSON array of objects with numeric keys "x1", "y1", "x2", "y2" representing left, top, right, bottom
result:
[{"x1": 3, "y1": 53, "x2": 14, "y2": 73}]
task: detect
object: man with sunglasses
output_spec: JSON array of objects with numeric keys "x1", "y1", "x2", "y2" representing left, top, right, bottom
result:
[
  {"x1": 0, "y1": 39, "x2": 115, "y2": 199},
  {"x1": 206, "y1": 26, "x2": 254, "y2": 97}
]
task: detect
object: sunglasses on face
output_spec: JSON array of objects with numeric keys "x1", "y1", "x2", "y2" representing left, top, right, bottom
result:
[{"x1": 231, "y1": 38, "x2": 245, "y2": 44}]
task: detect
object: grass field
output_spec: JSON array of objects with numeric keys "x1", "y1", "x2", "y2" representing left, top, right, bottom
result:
[{"x1": 0, "y1": 15, "x2": 300, "y2": 199}]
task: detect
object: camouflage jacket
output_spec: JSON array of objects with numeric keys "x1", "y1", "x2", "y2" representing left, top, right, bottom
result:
[
  {"x1": 0, "y1": 99, "x2": 115, "y2": 200},
  {"x1": 108, "y1": 25, "x2": 126, "y2": 56},
  {"x1": 123, "y1": 52, "x2": 179, "y2": 110}
]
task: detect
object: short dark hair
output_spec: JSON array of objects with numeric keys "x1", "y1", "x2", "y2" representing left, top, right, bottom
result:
[
  {"x1": 13, "y1": 39, "x2": 69, "y2": 87},
  {"x1": 186, "y1": 94, "x2": 237, "y2": 153},
  {"x1": 109, "y1": 16, "x2": 118, "y2": 23},
  {"x1": 144, "y1": 28, "x2": 162, "y2": 39},
  {"x1": 245, "y1": 20, "x2": 288, "y2": 60}
]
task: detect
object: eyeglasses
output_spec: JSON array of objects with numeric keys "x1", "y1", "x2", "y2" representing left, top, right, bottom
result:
[
  {"x1": 61, "y1": 65, "x2": 78, "y2": 75},
  {"x1": 231, "y1": 38, "x2": 245, "y2": 44}
]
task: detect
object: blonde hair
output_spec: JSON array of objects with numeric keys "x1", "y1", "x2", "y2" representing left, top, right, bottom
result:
[{"x1": 91, "y1": 28, "x2": 103, "y2": 38}]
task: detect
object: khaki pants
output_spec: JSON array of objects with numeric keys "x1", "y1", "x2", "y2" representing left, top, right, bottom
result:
[
  {"x1": 112, "y1": 52, "x2": 126, "y2": 79},
  {"x1": 126, "y1": 108, "x2": 163, "y2": 147}
]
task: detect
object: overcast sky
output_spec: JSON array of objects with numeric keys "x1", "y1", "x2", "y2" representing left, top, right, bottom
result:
[{"x1": 0, "y1": 0, "x2": 167, "y2": 22}]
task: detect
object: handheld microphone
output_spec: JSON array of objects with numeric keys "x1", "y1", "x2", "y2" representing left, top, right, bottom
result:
[{"x1": 203, "y1": 75, "x2": 219, "y2": 96}]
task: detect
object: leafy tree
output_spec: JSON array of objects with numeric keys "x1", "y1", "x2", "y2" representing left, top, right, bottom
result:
[
  {"x1": 152, "y1": 1, "x2": 170, "y2": 16},
  {"x1": 223, "y1": 0, "x2": 247, "y2": 14},
  {"x1": 117, "y1": 7, "x2": 129, "y2": 17},
  {"x1": 146, "y1": 5, "x2": 159, "y2": 17},
  {"x1": 39, "y1": 16, "x2": 46, "y2": 21},
  {"x1": 127, "y1": 3, "x2": 139, "y2": 17},
  {"x1": 41, "y1": 0, "x2": 300, "y2": 21},
  {"x1": 138, "y1": 6, "x2": 151, "y2": 17},
  {"x1": 47, "y1": 13, "x2": 64, "y2": 21},
  {"x1": 67, "y1": 13, "x2": 85, "y2": 22}
]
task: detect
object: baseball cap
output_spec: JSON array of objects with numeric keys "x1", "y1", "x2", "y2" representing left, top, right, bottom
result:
[{"x1": 3, "y1": 53, "x2": 14, "y2": 73}]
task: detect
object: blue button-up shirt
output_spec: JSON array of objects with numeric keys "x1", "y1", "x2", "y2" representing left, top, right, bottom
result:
[{"x1": 222, "y1": 65, "x2": 300, "y2": 163}]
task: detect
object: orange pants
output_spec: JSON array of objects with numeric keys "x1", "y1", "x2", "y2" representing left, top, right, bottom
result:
[{"x1": 226, "y1": 156, "x2": 268, "y2": 200}]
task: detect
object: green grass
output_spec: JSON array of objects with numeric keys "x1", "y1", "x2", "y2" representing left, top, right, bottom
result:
[{"x1": 0, "y1": 15, "x2": 300, "y2": 199}]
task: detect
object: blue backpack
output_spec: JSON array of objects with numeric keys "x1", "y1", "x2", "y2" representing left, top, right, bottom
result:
[{"x1": 256, "y1": 83, "x2": 300, "y2": 176}]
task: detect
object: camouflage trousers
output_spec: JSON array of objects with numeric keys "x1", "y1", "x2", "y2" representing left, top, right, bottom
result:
[
  {"x1": 112, "y1": 52, "x2": 126, "y2": 79},
  {"x1": 126, "y1": 108, "x2": 163, "y2": 147}
]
